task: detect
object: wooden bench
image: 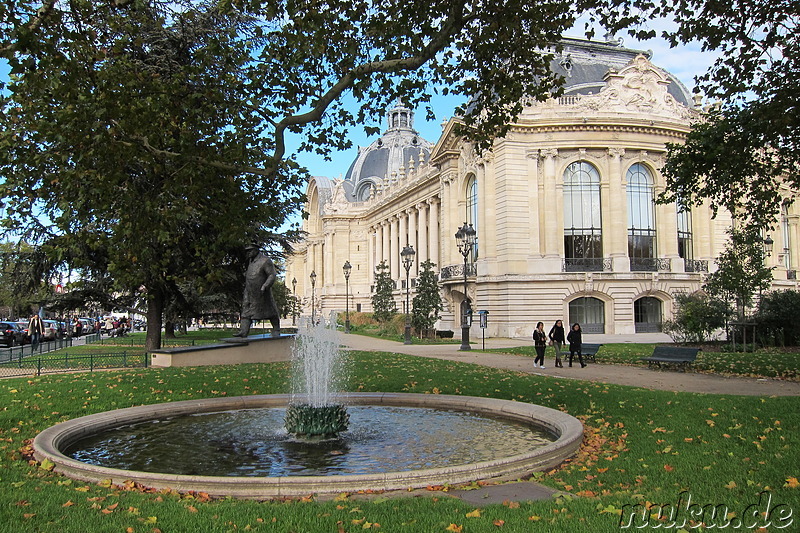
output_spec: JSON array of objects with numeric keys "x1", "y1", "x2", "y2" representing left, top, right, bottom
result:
[
  {"x1": 581, "y1": 343, "x2": 603, "y2": 364},
  {"x1": 641, "y1": 346, "x2": 701, "y2": 371}
]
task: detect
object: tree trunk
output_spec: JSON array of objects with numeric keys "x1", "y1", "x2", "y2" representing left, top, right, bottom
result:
[
  {"x1": 145, "y1": 287, "x2": 164, "y2": 352},
  {"x1": 164, "y1": 320, "x2": 176, "y2": 338}
]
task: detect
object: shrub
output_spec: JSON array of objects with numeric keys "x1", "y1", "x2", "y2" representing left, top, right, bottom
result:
[
  {"x1": 663, "y1": 292, "x2": 728, "y2": 343},
  {"x1": 755, "y1": 289, "x2": 800, "y2": 346}
]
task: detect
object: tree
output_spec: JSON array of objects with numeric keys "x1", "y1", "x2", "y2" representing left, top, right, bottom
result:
[
  {"x1": 371, "y1": 261, "x2": 396, "y2": 324},
  {"x1": 703, "y1": 226, "x2": 773, "y2": 320},
  {"x1": 411, "y1": 260, "x2": 443, "y2": 336},
  {"x1": 755, "y1": 290, "x2": 800, "y2": 347},
  {"x1": 662, "y1": 292, "x2": 728, "y2": 344},
  {"x1": 626, "y1": 0, "x2": 800, "y2": 226}
]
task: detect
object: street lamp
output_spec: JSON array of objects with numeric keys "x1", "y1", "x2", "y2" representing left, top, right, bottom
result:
[
  {"x1": 291, "y1": 277, "x2": 297, "y2": 326},
  {"x1": 343, "y1": 261, "x2": 352, "y2": 333},
  {"x1": 763, "y1": 235, "x2": 774, "y2": 257},
  {"x1": 401, "y1": 245, "x2": 416, "y2": 345},
  {"x1": 455, "y1": 222, "x2": 477, "y2": 351},
  {"x1": 310, "y1": 270, "x2": 317, "y2": 325}
]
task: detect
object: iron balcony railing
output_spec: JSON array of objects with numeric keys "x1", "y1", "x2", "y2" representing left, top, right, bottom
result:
[
  {"x1": 630, "y1": 258, "x2": 672, "y2": 272},
  {"x1": 684, "y1": 259, "x2": 709, "y2": 273},
  {"x1": 440, "y1": 263, "x2": 477, "y2": 281},
  {"x1": 562, "y1": 257, "x2": 612, "y2": 272}
]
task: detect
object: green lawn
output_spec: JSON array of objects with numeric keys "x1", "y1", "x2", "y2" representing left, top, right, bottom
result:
[
  {"x1": 0, "y1": 351, "x2": 798, "y2": 532},
  {"x1": 484, "y1": 344, "x2": 800, "y2": 381}
]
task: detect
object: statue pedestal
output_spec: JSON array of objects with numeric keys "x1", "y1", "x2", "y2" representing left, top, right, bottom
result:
[{"x1": 150, "y1": 334, "x2": 293, "y2": 367}]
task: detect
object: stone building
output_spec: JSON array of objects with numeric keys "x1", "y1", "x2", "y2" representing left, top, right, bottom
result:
[{"x1": 285, "y1": 37, "x2": 799, "y2": 338}]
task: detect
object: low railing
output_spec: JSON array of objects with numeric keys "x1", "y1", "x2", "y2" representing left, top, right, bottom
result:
[
  {"x1": 562, "y1": 257, "x2": 612, "y2": 272},
  {"x1": 684, "y1": 259, "x2": 709, "y2": 273},
  {"x1": 630, "y1": 258, "x2": 672, "y2": 272},
  {"x1": 788, "y1": 270, "x2": 797, "y2": 280},
  {"x1": 0, "y1": 351, "x2": 147, "y2": 378},
  {"x1": 439, "y1": 263, "x2": 477, "y2": 281}
]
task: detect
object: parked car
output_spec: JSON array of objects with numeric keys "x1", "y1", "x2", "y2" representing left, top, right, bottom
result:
[
  {"x1": 42, "y1": 320, "x2": 61, "y2": 340},
  {"x1": 1, "y1": 322, "x2": 26, "y2": 347},
  {"x1": 15, "y1": 320, "x2": 30, "y2": 344},
  {"x1": 79, "y1": 318, "x2": 96, "y2": 334}
]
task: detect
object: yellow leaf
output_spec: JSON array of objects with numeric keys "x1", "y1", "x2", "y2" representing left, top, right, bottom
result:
[
  {"x1": 39, "y1": 458, "x2": 55, "y2": 471},
  {"x1": 784, "y1": 477, "x2": 800, "y2": 488},
  {"x1": 75, "y1": 486, "x2": 90, "y2": 492},
  {"x1": 445, "y1": 524, "x2": 463, "y2": 533},
  {"x1": 466, "y1": 509, "x2": 481, "y2": 518},
  {"x1": 725, "y1": 481, "x2": 737, "y2": 489},
  {"x1": 334, "y1": 493, "x2": 350, "y2": 502},
  {"x1": 493, "y1": 519, "x2": 505, "y2": 527},
  {"x1": 528, "y1": 515, "x2": 542, "y2": 521},
  {"x1": 362, "y1": 522, "x2": 373, "y2": 529},
  {"x1": 62, "y1": 501, "x2": 75, "y2": 507}
]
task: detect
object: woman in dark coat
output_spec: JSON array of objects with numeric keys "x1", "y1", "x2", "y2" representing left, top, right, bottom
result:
[
  {"x1": 548, "y1": 320, "x2": 565, "y2": 368},
  {"x1": 566, "y1": 322, "x2": 586, "y2": 368},
  {"x1": 532, "y1": 321, "x2": 547, "y2": 369}
]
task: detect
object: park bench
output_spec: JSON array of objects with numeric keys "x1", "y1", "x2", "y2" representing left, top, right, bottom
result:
[
  {"x1": 581, "y1": 343, "x2": 603, "y2": 364},
  {"x1": 641, "y1": 345, "x2": 701, "y2": 371}
]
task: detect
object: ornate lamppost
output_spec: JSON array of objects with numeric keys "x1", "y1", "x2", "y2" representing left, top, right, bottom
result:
[
  {"x1": 291, "y1": 277, "x2": 297, "y2": 326},
  {"x1": 455, "y1": 222, "x2": 476, "y2": 351},
  {"x1": 310, "y1": 270, "x2": 317, "y2": 325},
  {"x1": 401, "y1": 245, "x2": 416, "y2": 345},
  {"x1": 342, "y1": 261, "x2": 352, "y2": 333},
  {"x1": 763, "y1": 235, "x2": 774, "y2": 257}
]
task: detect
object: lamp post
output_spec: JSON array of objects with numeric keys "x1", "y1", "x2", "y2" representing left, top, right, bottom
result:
[
  {"x1": 291, "y1": 277, "x2": 297, "y2": 326},
  {"x1": 455, "y1": 222, "x2": 477, "y2": 351},
  {"x1": 342, "y1": 261, "x2": 352, "y2": 333},
  {"x1": 763, "y1": 235, "x2": 774, "y2": 257},
  {"x1": 310, "y1": 270, "x2": 317, "y2": 325},
  {"x1": 401, "y1": 245, "x2": 416, "y2": 345}
]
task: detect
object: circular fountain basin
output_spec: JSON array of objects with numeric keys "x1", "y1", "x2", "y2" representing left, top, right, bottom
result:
[{"x1": 34, "y1": 393, "x2": 583, "y2": 498}]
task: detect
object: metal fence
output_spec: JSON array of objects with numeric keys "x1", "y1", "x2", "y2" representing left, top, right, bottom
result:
[{"x1": 0, "y1": 351, "x2": 148, "y2": 378}]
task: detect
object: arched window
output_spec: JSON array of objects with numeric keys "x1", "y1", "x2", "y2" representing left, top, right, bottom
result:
[
  {"x1": 677, "y1": 203, "x2": 693, "y2": 261},
  {"x1": 634, "y1": 297, "x2": 662, "y2": 333},
  {"x1": 466, "y1": 175, "x2": 478, "y2": 261},
  {"x1": 563, "y1": 161, "x2": 603, "y2": 271},
  {"x1": 781, "y1": 203, "x2": 792, "y2": 270},
  {"x1": 627, "y1": 164, "x2": 657, "y2": 270},
  {"x1": 569, "y1": 297, "x2": 605, "y2": 334}
]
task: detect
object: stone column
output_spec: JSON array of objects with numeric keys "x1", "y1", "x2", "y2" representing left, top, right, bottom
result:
[
  {"x1": 324, "y1": 231, "x2": 333, "y2": 287},
  {"x1": 541, "y1": 149, "x2": 559, "y2": 256},
  {"x1": 407, "y1": 207, "x2": 418, "y2": 276},
  {"x1": 398, "y1": 213, "x2": 408, "y2": 282},
  {"x1": 607, "y1": 148, "x2": 628, "y2": 271},
  {"x1": 429, "y1": 198, "x2": 440, "y2": 268},
  {"x1": 381, "y1": 220, "x2": 390, "y2": 271},
  {"x1": 390, "y1": 216, "x2": 399, "y2": 281},
  {"x1": 368, "y1": 226, "x2": 375, "y2": 279},
  {"x1": 417, "y1": 202, "x2": 428, "y2": 268}
]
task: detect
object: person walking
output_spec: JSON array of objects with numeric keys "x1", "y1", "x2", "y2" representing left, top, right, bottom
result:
[
  {"x1": 28, "y1": 313, "x2": 44, "y2": 351},
  {"x1": 532, "y1": 321, "x2": 547, "y2": 369},
  {"x1": 548, "y1": 320, "x2": 565, "y2": 368},
  {"x1": 566, "y1": 322, "x2": 586, "y2": 368}
]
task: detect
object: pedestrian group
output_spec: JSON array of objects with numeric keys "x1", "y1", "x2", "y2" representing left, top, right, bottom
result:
[{"x1": 532, "y1": 319, "x2": 586, "y2": 370}]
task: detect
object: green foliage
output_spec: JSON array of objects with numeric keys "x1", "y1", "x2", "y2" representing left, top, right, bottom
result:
[
  {"x1": 410, "y1": 259, "x2": 443, "y2": 334},
  {"x1": 756, "y1": 290, "x2": 800, "y2": 346},
  {"x1": 662, "y1": 292, "x2": 729, "y2": 344},
  {"x1": 650, "y1": 0, "x2": 799, "y2": 226},
  {"x1": 703, "y1": 226, "x2": 773, "y2": 319},
  {"x1": 284, "y1": 404, "x2": 349, "y2": 436},
  {"x1": 371, "y1": 261, "x2": 396, "y2": 324}
]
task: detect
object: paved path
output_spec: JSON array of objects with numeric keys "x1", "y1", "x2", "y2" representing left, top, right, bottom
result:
[{"x1": 336, "y1": 333, "x2": 800, "y2": 397}]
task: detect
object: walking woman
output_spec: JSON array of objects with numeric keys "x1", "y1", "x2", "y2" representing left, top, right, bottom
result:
[
  {"x1": 548, "y1": 320, "x2": 565, "y2": 368},
  {"x1": 566, "y1": 322, "x2": 586, "y2": 368},
  {"x1": 532, "y1": 321, "x2": 547, "y2": 369}
]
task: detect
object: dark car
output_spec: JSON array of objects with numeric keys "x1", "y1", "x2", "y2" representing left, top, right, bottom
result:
[{"x1": 1, "y1": 322, "x2": 26, "y2": 347}]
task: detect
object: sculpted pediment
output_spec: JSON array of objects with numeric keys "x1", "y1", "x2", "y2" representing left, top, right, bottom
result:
[{"x1": 574, "y1": 55, "x2": 694, "y2": 119}]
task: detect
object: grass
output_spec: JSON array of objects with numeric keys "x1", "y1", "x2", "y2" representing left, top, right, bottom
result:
[
  {"x1": 483, "y1": 344, "x2": 800, "y2": 381},
  {"x1": 0, "y1": 351, "x2": 798, "y2": 532}
]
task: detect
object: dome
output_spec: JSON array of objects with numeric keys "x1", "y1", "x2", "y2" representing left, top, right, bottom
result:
[
  {"x1": 551, "y1": 36, "x2": 694, "y2": 106},
  {"x1": 343, "y1": 102, "x2": 434, "y2": 202}
]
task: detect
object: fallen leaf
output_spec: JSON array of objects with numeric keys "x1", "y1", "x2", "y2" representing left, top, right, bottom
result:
[
  {"x1": 725, "y1": 481, "x2": 737, "y2": 489},
  {"x1": 493, "y1": 519, "x2": 505, "y2": 527},
  {"x1": 784, "y1": 477, "x2": 799, "y2": 489},
  {"x1": 445, "y1": 524, "x2": 463, "y2": 533},
  {"x1": 466, "y1": 509, "x2": 481, "y2": 518}
]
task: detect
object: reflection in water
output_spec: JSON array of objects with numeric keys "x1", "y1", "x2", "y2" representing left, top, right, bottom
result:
[{"x1": 65, "y1": 406, "x2": 554, "y2": 477}]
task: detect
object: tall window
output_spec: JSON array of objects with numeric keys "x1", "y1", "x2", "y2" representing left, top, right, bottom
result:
[
  {"x1": 466, "y1": 175, "x2": 478, "y2": 261},
  {"x1": 634, "y1": 297, "x2": 662, "y2": 333},
  {"x1": 677, "y1": 203, "x2": 693, "y2": 260},
  {"x1": 782, "y1": 203, "x2": 792, "y2": 270},
  {"x1": 627, "y1": 163, "x2": 656, "y2": 270},
  {"x1": 563, "y1": 161, "x2": 603, "y2": 271}
]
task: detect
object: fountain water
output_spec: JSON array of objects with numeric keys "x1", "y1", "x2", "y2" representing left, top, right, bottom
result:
[{"x1": 284, "y1": 320, "x2": 349, "y2": 436}]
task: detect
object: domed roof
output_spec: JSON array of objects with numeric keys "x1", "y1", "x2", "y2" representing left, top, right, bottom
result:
[
  {"x1": 343, "y1": 103, "x2": 434, "y2": 202},
  {"x1": 551, "y1": 36, "x2": 694, "y2": 107}
]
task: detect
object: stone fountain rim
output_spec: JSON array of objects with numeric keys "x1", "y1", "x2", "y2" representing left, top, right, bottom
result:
[{"x1": 33, "y1": 392, "x2": 583, "y2": 498}]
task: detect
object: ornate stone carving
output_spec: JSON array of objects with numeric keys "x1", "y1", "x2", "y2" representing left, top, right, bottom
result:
[{"x1": 575, "y1": 55, "x2": 694, "y2": 120}]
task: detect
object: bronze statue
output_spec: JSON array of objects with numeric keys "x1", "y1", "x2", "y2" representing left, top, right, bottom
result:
[{"x1": 233, "y1": 244, "x2": 281, "y2": 337}]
